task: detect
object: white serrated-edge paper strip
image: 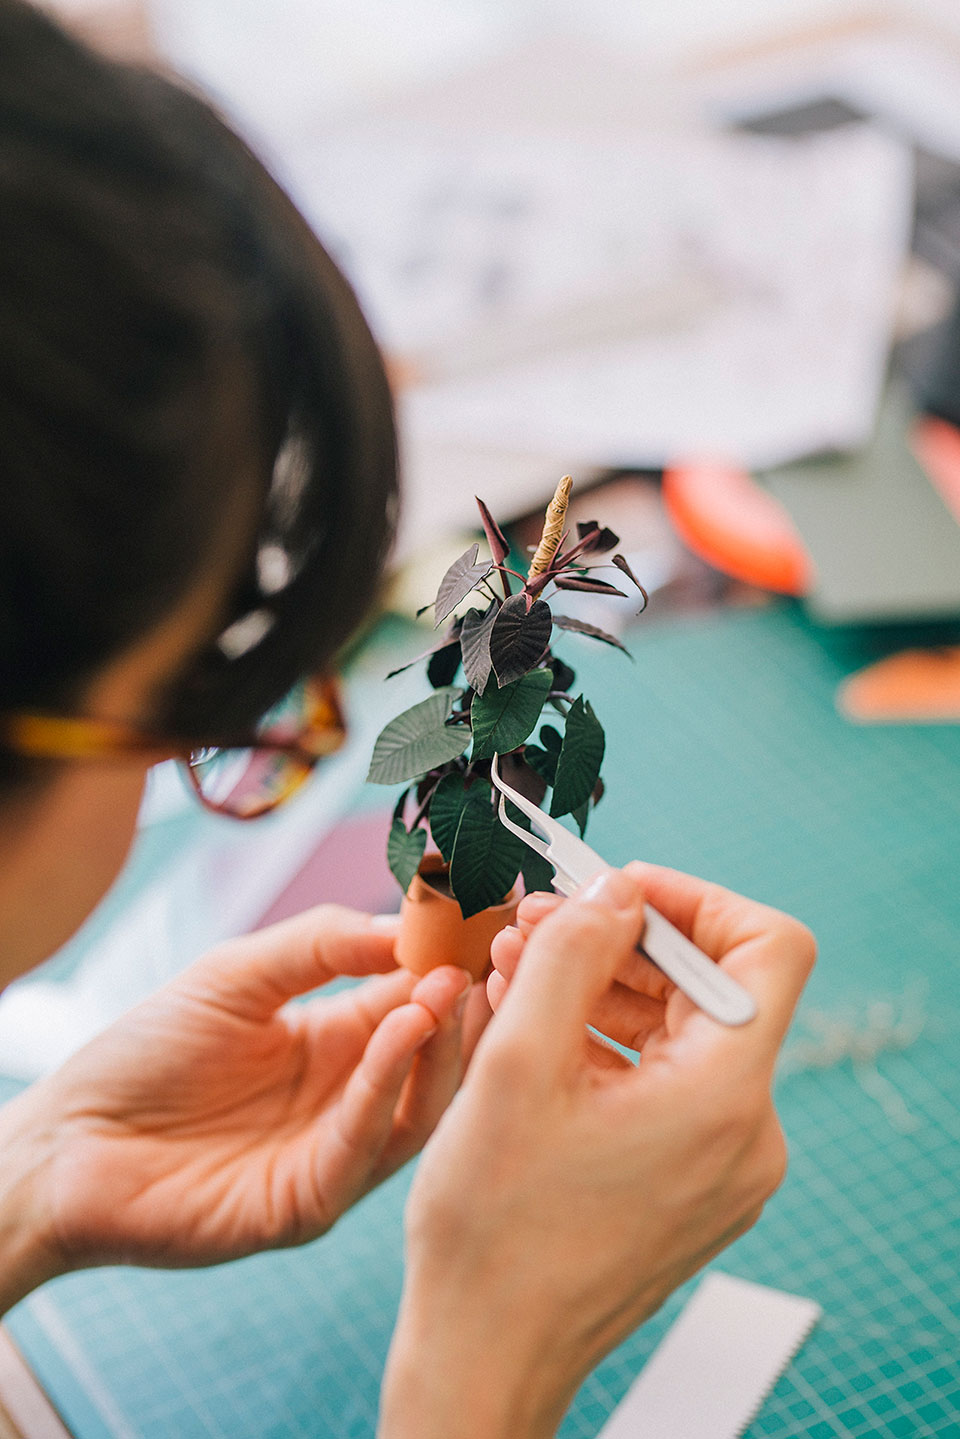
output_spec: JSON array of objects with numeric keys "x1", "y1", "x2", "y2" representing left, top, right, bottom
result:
[{"x1": 597, "y1": 1272, "x2": 822, "y2": 1439}]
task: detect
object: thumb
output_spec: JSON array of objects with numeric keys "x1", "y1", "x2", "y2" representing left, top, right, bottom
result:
[
  {"x1": 185, "y1": 905, "x2": 399, "y2": 1018},
  {"x1": 492, "y1": 868, "x2": 645, "y2": 1068}
]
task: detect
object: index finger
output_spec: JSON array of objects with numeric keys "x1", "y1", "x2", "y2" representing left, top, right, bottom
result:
[
  {"x1": 630, "y1": 863, "x2": 816, "y2": 1054},
  {"x1": 184, "y1": 906, "x2": 401, "y2": 1018},
  {"x1": 490, "y1": 868, "x2": 646, "y2": 1068}
]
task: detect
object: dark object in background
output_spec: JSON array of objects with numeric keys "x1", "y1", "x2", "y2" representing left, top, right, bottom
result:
[{"x1": 917, "y1": 289, "x2": 960, "y2": 430}]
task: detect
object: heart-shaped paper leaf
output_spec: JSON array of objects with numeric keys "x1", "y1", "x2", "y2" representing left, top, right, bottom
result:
[
  {"x1": 489, "y1": 594, "x2": 552, "y2": 687},
  {"x1": 434, "y1": 544, "x2": 494, "y2": 627},
  {"x1": 552, "y1": 614, "x2": 631, "y2": 656},
  {"x1": 550, "y1": 696, "x2": 605, "y2": 819},
  {"x1": 470, "y1": 667, "x2": 552, "y2": 760},
  {"x1": 447, "y1": 780, "x2": 525, "y2": 918},
  {"x1": 367, "y1": 687, "x2": 467, "y2": 784},
  {"x1": 460, "y1": 602, "x2": 498, "y2": 694},
  {"x1": 387, "y1": 820, "x2": 427, "y2": 894}
]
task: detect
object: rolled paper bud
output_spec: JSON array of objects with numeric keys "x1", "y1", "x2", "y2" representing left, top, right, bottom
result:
[{"x1": 528, "y1": 474, "x2": 572, "y2": 578}]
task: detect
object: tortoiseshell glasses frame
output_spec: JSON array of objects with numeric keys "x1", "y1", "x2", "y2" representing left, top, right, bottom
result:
[{"x1": 0, "y1": 676, "x2": 346, "y2": 820}]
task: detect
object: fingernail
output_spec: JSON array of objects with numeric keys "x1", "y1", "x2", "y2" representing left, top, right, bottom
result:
[
  {"x1": 580, "y1": 868, "x2": 640, "y2": 913},
  {"x1": 371, "y1": 913, "x2": 401, "y2": 932},
  {"x1": 453, "y1": 987, "x2": 471, "y2": 1021},
  {"x1": 416, "y1": 1024, "x2": 438, "y2": 1049}
]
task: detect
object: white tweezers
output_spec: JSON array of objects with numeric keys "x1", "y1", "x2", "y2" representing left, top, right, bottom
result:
[{"x1": 490, "y1": 754, "x2": 757, "y2": 1027}]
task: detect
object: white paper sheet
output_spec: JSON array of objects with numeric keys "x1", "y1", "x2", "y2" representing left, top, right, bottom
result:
[{"x1": 287, "y1": 117, "x2": 911, "y2": 484}]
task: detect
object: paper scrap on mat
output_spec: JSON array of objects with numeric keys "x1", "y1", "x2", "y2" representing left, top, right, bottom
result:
[{"x1": 597, "y1": 1271, "x2": 821, "y2": 1439}]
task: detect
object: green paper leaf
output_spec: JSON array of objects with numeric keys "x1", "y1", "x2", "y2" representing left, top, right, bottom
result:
[
  {"x1": 387, "y1": 820, "x2": 427, "y2": 894},
  {"x1": 447, "y1": 780, "x2": 525, "y2": 919},
  {"x1": 540, "y1": 724, "x2": 562, "y2": 752},
  {"x1": 550, "y1": 697, "x2": 605, "y2": 819},
  {"x1": 460, "y1": 602, "x2": 498, "y2": 694},
  {"x1": 471, "y1": 667, "x2": 552, "y2": 760},
  {"x1": 489, "y1": 594, "x2": 552, "y2": 687},
  {"x1": 520, "y1": 845, "x2": 555, "y2": 896},
  {"x1": 367, "y1": 687, "x2": 467, "y2": 784},
  {"x1": 428, "y1": 771, "x2": 469, "y2": 864},
  {"x1": 434, "y1": 544, "x2": 494, "y2": 627},
  {"x1": 571, "y1": 799, "x2": 590, "y2": 837}
]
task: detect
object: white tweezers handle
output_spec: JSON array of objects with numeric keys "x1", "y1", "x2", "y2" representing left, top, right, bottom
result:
[{"x1": 640, "y1": 905, "x2": 757, "y2": 1027}]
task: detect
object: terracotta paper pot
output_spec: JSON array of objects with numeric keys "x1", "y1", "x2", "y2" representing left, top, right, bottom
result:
[{"x1": 396, "y1": 853, "x2": 518, "y2": 980}]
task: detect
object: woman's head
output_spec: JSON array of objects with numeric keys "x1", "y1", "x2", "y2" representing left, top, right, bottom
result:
[
  {"x1": 0, "y1": 0, "x2": 397, "y2": 779},
  {"x1": 0, "y1": 0, "x2": 398, "y2": 973}
]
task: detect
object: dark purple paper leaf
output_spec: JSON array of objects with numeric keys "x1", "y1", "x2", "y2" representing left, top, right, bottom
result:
[
  {"x1": 499, "y1": 753, "x2": 548, "y2": 808},
  {"x1": 611, "y1": 554, "x2": 649, "y2": 611},
  {"x1": 434, "y1": 544, "x2": 494, "y2": 628},
  {"x1": 523, "y1": 743, "x2": 558, "y2": 788},
  {"x1": 460, "y1": 602, "x2": 498, "y2": 695},
  {"x1": 553, "y1": 576, "x2": 628, "y2": 597},
  {"x1": 489, "y1": 594, "x2": 552, "y2": 687},
  {"x1": 550, "y1": 658, "x2": 576, "y2": 694},
  {"x1": 575, "y1": 522, "x2": 620, "y2": 553},
  {"x1": 540, "y1": 724, "x2": 563, "y2": 753},
  {"x1": 552, "y1": 614, "x2": 632, "y2": 656},
  {"x1": 475, "y1": 496, "x2": 510, "y2": 567},
  {"x1": 427, "y1": 641, "x2": 462, "y2": 688},
  {"x1": 386, "y1": 624, "x2": 462, "y2": 680}
]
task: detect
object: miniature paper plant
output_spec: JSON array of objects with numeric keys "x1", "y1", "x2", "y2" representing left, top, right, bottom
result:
[{"x1": 367, "y1": 477, "x2": 647, "y2": 918}]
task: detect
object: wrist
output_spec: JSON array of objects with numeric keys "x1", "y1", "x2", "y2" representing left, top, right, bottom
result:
[
  {"x1": 380, "y1": 1279, "x2": 574, "y2": 1439},
  {"x1": 0, "y1": 1087, "x2": 66, "y2": 1314}
]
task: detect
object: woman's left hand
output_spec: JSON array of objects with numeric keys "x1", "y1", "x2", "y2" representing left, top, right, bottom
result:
[{"x1": 1, "y1": 906, "x2": 475, "y2": 1286}]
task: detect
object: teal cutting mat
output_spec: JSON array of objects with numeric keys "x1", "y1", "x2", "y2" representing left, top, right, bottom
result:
[{"x1": 7, "y1": 604, "x2": 960, "y2": 1438}]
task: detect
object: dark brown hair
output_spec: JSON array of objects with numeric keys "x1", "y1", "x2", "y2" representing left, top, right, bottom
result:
[{"x1": 0, "y1": 0, "x2": 398, "y2": 788}]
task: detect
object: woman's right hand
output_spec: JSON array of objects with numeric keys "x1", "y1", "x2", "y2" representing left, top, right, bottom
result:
[{"x1": 380, "y1": 863, "x2": 815, "y2": 1439}]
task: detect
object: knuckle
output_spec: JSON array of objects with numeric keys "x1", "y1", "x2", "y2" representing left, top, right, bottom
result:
[
  {"x1": 753, "y1": 1121, "x2": 789, "y2": 1199},
  {"x1": 777, "y1": 916, "x2": 818, "y2": 976}
]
